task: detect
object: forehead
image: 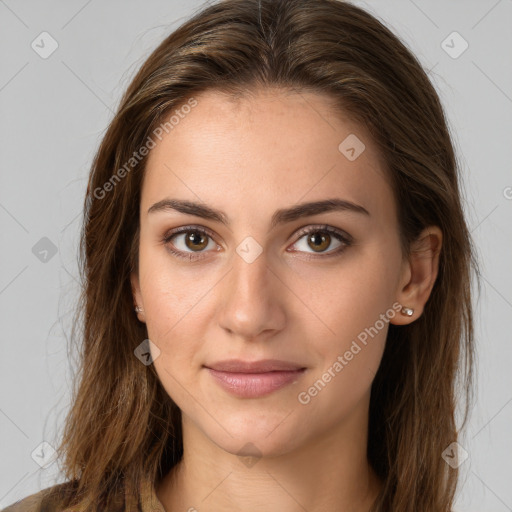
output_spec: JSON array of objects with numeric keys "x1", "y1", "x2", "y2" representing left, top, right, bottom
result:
[{"x1": 141, "y1": 88, "x2": 395, "y2": 228}]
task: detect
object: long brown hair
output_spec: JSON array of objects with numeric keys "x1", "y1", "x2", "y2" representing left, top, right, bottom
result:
[{"x1": 44, "y1": 0, "x2": 479, "y2": 510}]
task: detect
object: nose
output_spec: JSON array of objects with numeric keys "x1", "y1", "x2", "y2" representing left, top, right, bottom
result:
[{"x1": 218, "y1": 248, "x2": 286, "y2": 341}]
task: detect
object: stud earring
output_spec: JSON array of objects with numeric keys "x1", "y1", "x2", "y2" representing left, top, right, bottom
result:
[
  {"x1": 400, "y1": 306, "x2": 414, "y2": 316},
  {"x1": 135, "y1": 306, "x2": 143, "y2": 313}
]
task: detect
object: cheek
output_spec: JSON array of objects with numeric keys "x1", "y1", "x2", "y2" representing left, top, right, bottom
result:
[
  {"x1": 305, "y1": 301, "x2": 390, "y2": 397},
  {"x1": 290, "y1": 241, "x2": 400, "y2": 339},
  {"x1": 293, "y1": 244, "x2": 398, "y2": 401},
  {"x1": 296, "y1": 300, "x2": 390, "y2": 425},
  {"x1": 137, "y1": 245, "x2": 218, "y2": 404},
  {"x1": 138, "y1": 242, "x2": 214, "y2": 337},
  {"x1": 146, "y1": 294, "x2": 207, "y2": 412}
]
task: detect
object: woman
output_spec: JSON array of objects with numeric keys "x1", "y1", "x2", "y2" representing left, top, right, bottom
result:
[{"x1": 3, "y1": 0, "x2": 478, "y2": 510}]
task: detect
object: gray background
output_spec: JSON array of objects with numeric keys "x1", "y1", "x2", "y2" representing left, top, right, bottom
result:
[{"x1": 1, "y1": 0, "x2": 511, "y2": 510}]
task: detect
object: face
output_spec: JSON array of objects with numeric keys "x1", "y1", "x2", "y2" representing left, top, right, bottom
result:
[{"x1": 131, "y1": 88, "x2": 407, "y2": 457}]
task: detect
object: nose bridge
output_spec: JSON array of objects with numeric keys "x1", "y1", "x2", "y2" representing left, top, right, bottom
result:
[
  {"x1": 231, "y1": 246, "x2": 270, "y2": 298},
  {"x1": 227, "y1": 226, "x2": 273, "y2": 298},
  {"x1": 218, "y1": 246, "x2": 284, "y2": 339}
]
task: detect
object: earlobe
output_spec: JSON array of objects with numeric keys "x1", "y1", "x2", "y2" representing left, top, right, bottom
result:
[{"x1": 390, "y1": 226, "x2": 443, "y2": 325}]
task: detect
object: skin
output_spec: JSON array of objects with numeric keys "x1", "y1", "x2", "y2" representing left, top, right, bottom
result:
[{"x1": 131, "y1": 88, "x2": 442, "y2": 512}]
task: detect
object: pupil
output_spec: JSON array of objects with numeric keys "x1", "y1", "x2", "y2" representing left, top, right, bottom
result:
[
  {"x1": 309, "y1": 232, "x2": 329, "y2": 251},
  {"x1": 188, "y1": 232, "x2": 206, "y2": 249}
]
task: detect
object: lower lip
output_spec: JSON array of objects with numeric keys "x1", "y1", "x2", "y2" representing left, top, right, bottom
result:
[{"x1": 206, "y1": 368, "x2": 306, "y2": 398}]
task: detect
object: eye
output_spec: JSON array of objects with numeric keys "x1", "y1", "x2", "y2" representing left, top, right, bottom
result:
[
  {"x1": 162, "y1": 224, "x2": 353, "y2": 262},
  {"x1": 162, "y1": 226, "x2": 219, "y2": 261},
  {"x1": 288, "y1": 225, "x2": 352, "y2": 258}
]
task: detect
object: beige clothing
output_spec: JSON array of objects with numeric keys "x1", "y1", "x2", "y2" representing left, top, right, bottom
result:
[{"x1": 1, "y1": 475, "x2": 166, "y2": 512}]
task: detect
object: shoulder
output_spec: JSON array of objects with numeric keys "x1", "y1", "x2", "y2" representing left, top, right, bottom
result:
[
  {"x1": 1, "y1": 475, "x2": 163, "y2": 512},
  {"x1": 1, "y1": 481, "x2": 78, "y2": 512},
  {"x1": 1, "y1": 488, "x2": 49, "y2": 512}
]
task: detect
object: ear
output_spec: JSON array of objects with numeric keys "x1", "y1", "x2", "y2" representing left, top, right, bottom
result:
[
  {"x1": 130, "y1": 270, "x2": 145, "y2": 323},
  {"x1": 390, "y1": 226, "x2": 443, "y2": 325}
]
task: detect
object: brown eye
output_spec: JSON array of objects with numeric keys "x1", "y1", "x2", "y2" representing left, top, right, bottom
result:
[
  {"x1": 307, "y1": 232, "x2": 331, "y2": 252},
  {"x1": 289, "y1": 225, "x2": 352, "y2": 258},
  {"x1": 184, "y1": 231, "x2": 209, "y2": 251},
  {"x1": 163, "y1": 226, "x2": 217, "y2": 260}
]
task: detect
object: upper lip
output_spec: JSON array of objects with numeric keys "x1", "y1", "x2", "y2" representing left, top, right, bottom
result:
[{"x1": 204, "y1": 359, "x2": 306, "y2": 373}]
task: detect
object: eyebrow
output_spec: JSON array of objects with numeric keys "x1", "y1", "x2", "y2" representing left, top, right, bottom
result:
[{"x1": 147, "y1": 198, "x2": 370, "y2": 229}]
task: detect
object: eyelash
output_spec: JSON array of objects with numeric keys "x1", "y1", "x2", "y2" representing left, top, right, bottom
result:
[{"x1": 162, "y1": 224, "x2": 353, "y2": 262}]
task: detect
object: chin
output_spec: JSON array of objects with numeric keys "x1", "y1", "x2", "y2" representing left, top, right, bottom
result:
[
  {"x1": 215, "y1": 433, "x2": 296, "y2": 460},
  {"x1": 201, "y1": 411, "x2": 305, "y2": 459}
]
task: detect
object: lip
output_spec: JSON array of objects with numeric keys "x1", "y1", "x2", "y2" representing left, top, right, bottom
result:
[
  {"x1": 204, "y1": 359, "x2": 307, "y2": 398},
  {"x1": 204, "y1": 358, "x2": 306, "y2": 373}
]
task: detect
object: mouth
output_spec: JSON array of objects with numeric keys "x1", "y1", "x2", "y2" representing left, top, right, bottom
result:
[{"x1": 203, "y1": 359, "x2": 307, "y2": 398}]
